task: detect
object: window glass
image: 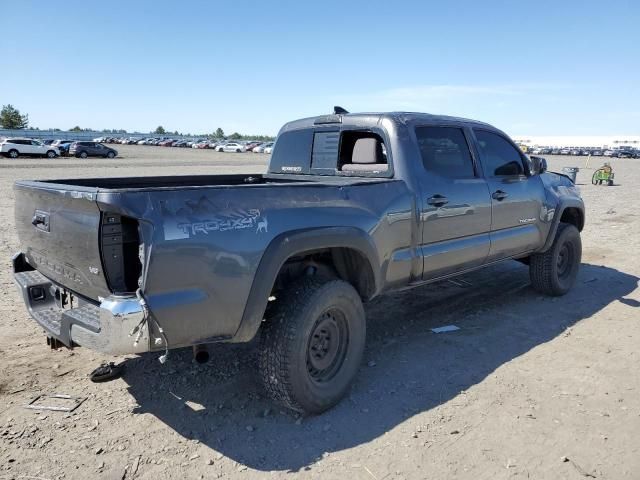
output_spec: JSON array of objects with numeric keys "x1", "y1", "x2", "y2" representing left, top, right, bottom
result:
[
  {"x1": 474, "y1": 130, "x2": 525, "y2": 176},
  {"x1": 415, "y1": 126, "x2": 475, "y2": 178},
  {"x1": 311, "y1": 131, "x2": 339, "y2": 171},
  {"x1": 269, "y1": 129, "x2": 313, "y2": 174}
]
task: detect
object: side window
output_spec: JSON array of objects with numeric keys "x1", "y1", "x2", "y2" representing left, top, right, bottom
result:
[
  {"x1": 415, "y1": 126, "x2": 475, "y2": 178},
  {"x1": 474, "y1": 130, "x2": 525, "y2": 176}
]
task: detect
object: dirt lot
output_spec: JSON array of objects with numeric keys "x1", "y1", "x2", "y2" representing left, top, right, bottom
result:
[{"x1": 1, "y1": 146, "x2": 639, "y2": 480}]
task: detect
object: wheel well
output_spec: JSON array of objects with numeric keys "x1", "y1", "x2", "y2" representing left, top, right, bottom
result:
[
  {"x1": 560, "y1": 207, "x2": 584, "y2": 231},
  {"x1": 273, "y1": 247, "x2": 376, "y2": 300}
]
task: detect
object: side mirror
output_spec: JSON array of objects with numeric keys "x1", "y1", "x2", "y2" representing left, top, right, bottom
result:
[{"x1": 529, "y1": 155, "x2": 547, "y2": 175}]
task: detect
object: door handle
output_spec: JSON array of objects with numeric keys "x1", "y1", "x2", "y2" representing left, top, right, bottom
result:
[
  {"x1": 427, "y1": 195, "x2": 449, "y2": 207},
  {"x1": 492, "y1": 190, "x2": 508, "y2": 201}
]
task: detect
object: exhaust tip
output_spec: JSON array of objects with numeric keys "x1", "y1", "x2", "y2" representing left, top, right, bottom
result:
[{"x1": 193, "y1": 344, "x2": 210, "y2": 364}]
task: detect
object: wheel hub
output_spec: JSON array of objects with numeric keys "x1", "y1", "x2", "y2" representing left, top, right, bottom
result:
[
  {"x1": 307, "y1": 310, "x2": 348, "y2": 383},
  {"x1": 557, "y1": 243, "x2": 572, "y2": 278}
]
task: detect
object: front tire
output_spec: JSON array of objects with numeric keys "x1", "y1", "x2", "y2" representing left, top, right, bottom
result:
[
  {"x1": 79, "y1": 151, "x2": 88, "y2": 159},
  {"x1": 529, "y1": 223, "x2": 581, "y2": 296},
  {"x1": 259, "y1": 277, "x2": 366, "y2": 415},
  {"x1": 46, "y1": 150, "x2": 56, "y2": 158},
  {"x1": 8, "y1": 149, "x2": 19, "y2": 159},
  {"x1": 107, "y1": 151, "x2": 115, "y2": 158}
]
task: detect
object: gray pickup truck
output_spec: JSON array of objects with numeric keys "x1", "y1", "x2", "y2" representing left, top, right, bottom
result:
[{"x1": 13, "y1": 110, "x2": 584, "y2": 414}]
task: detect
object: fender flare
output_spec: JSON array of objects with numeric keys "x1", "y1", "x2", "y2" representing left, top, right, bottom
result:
[
  {"x1": 539, "y1": 199, "x2": 585, "y2": 252},
  {"x1": 231, "y1": 227, "x2": 381, "y2": 342}
]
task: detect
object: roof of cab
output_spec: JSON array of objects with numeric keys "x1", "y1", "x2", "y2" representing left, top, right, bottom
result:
[{"x1": 279, "y1": 111, "x2": 495, "y2": 134}]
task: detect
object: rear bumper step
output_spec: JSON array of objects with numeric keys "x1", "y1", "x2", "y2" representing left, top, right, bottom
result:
[{"x1": 14, "y1": 254, "x2": 150, "y2": 355}]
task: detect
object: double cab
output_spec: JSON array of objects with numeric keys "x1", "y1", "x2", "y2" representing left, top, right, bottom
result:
[{"x1": 13, "y1": 110, "x2": 584, "y2": 414}]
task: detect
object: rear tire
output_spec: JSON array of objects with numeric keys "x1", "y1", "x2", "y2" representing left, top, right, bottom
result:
[
  {"x1": 79, "y1": 151, "x2": 88, "y2": 159},
  {"x1": 529, "y1": 223, "x2": 581, "y2": 296},
  {"x1": 259, "y1": 277, "x2": 366, "y2": 415},
  {"x1": 8, "y1": 149, "x2": 19, "y2": 159}
]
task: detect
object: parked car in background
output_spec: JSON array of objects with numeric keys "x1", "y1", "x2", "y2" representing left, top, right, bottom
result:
[
  {"x1": 69, "y1": 141, "x2": 117, "y2": 158},
  {"x1": 52, "y1": 140, "x2": 73, "y2": 156},
  {"x1": 264, "y1": 144, "x2": 275, "y2": 154},
  {"x1": 245, "y1": 142, "x2": 262, "y2": 152},
  {"x1": 614, "y1": 147, "x2": 636, "y2": 158},
  {"x1": 221, "y1": 142, "x2": 246, "y2": 153},
  {"x1": 1, "y1": 138, "x2": 59, "y2": 158},
  {"x1": 43, "y1": 139, "x2": 55, "y2": 145},
  {"x1": 253, "y1": 142, "x2": 274, "y2": 153},
  {"x1": 192, "y1": 140, "x2": 209, "y2": 149}
]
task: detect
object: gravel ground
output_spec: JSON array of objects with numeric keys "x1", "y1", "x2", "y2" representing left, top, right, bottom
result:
[{"x1": 1, "y1": 147, "x2": 639, "y2": 480}]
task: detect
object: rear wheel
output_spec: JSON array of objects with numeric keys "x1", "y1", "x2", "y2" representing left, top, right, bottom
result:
[
  {"x1": 236, "y1": 149, "x2": 241, "y2": 153},
  {"x1": 529, "y1": 223, "x2": 581, "y2": 296},
  {"x1": 8, "y1": 149, "x2": 19, "y2": 159},
  {"x1": 79, "y1": 151, "x2": 88, "y2": 159},
  {"x1": 259, "y1": 277, "x2": 366, "y2": 414}
]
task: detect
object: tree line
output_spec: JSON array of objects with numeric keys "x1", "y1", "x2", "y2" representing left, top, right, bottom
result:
[{"x1": 0, "y1": 105, "x2": 275, "y2": 140}]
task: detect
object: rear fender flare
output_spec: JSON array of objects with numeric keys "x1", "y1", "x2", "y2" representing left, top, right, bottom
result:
[{"x1": 232, "y1": 227, "x2": 380, "y2": 342}]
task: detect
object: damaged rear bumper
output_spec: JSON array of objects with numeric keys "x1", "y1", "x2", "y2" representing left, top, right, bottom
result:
[{"x1": 13, "y1": 253, "x2": 150, "y2": 355}]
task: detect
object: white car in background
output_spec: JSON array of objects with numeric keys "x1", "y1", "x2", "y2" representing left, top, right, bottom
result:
[
  {"x1": 253, "y1": 142, "x2": 274, "y2": 153},
  {"x1": 264, "y1": 144, "x2": 275, "y2": 154},
  {"x1": 1, "y1": 138, "x2": 59, "y2": 158},
  {"x1": 221, "y1": 142, "x2": 247, "y2": 153}
]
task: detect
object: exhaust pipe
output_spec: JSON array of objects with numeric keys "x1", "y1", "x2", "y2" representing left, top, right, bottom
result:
[{"x1": 193, "y1": 344, "x2": 210, "y2": 364}]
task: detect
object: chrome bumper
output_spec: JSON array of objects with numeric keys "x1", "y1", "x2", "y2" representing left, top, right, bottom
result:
[{"x1": 13, "y1": 256, "x2": 150, "y2": 355}]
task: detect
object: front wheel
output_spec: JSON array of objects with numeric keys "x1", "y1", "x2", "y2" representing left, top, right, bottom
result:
[
  {"x1": 8, "y1": 149, "x2": 19, "y2": 159},
  {"x1": 107, "y1": 151, "x2": 115, "y2": 158},
  {"x1": 46, "y1": 150, "x2": 56, "y2": 158},
  {"x1": 529, "y1": 223, "x2": 581, "y2": 296},
  {"x1": 259, "y1": 277, "x2": 366, "y2": 414},
  {"x1": 79, "y1": 151, "x2": 88, "y2": 159}
]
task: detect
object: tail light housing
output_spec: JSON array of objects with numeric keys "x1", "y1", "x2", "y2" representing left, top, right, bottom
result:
[{"x1": 100, "y1": 213, "x2": 142, "y2": 294}]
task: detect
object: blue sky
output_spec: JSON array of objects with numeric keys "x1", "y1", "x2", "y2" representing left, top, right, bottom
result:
[{"x1": 2, "y1": 0, "x2": 638, "y2": 136}]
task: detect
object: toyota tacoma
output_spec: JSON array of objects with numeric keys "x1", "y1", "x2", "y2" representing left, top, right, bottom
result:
[{"x1": 13, "y1": 109, "x2": 584, "y2": 414}]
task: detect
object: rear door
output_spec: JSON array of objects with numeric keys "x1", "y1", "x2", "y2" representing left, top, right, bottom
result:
[
  {"x1": 472, "y1": 129, "x2": 547, "y2": 260},
  {"x1": 415, "y1": 125, "x2": 492, "y2": 279}
]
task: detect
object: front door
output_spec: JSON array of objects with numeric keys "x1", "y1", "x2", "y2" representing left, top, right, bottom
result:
[
  {"x1": 416, "y1": 126, "x2": 492, "y2": 280},
  {"x1": 472, "y1": 129, "x2": 547, "y2": 260},
  {"x1": 28, "y1": 140, "x2": 42, "y2": 155}
]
